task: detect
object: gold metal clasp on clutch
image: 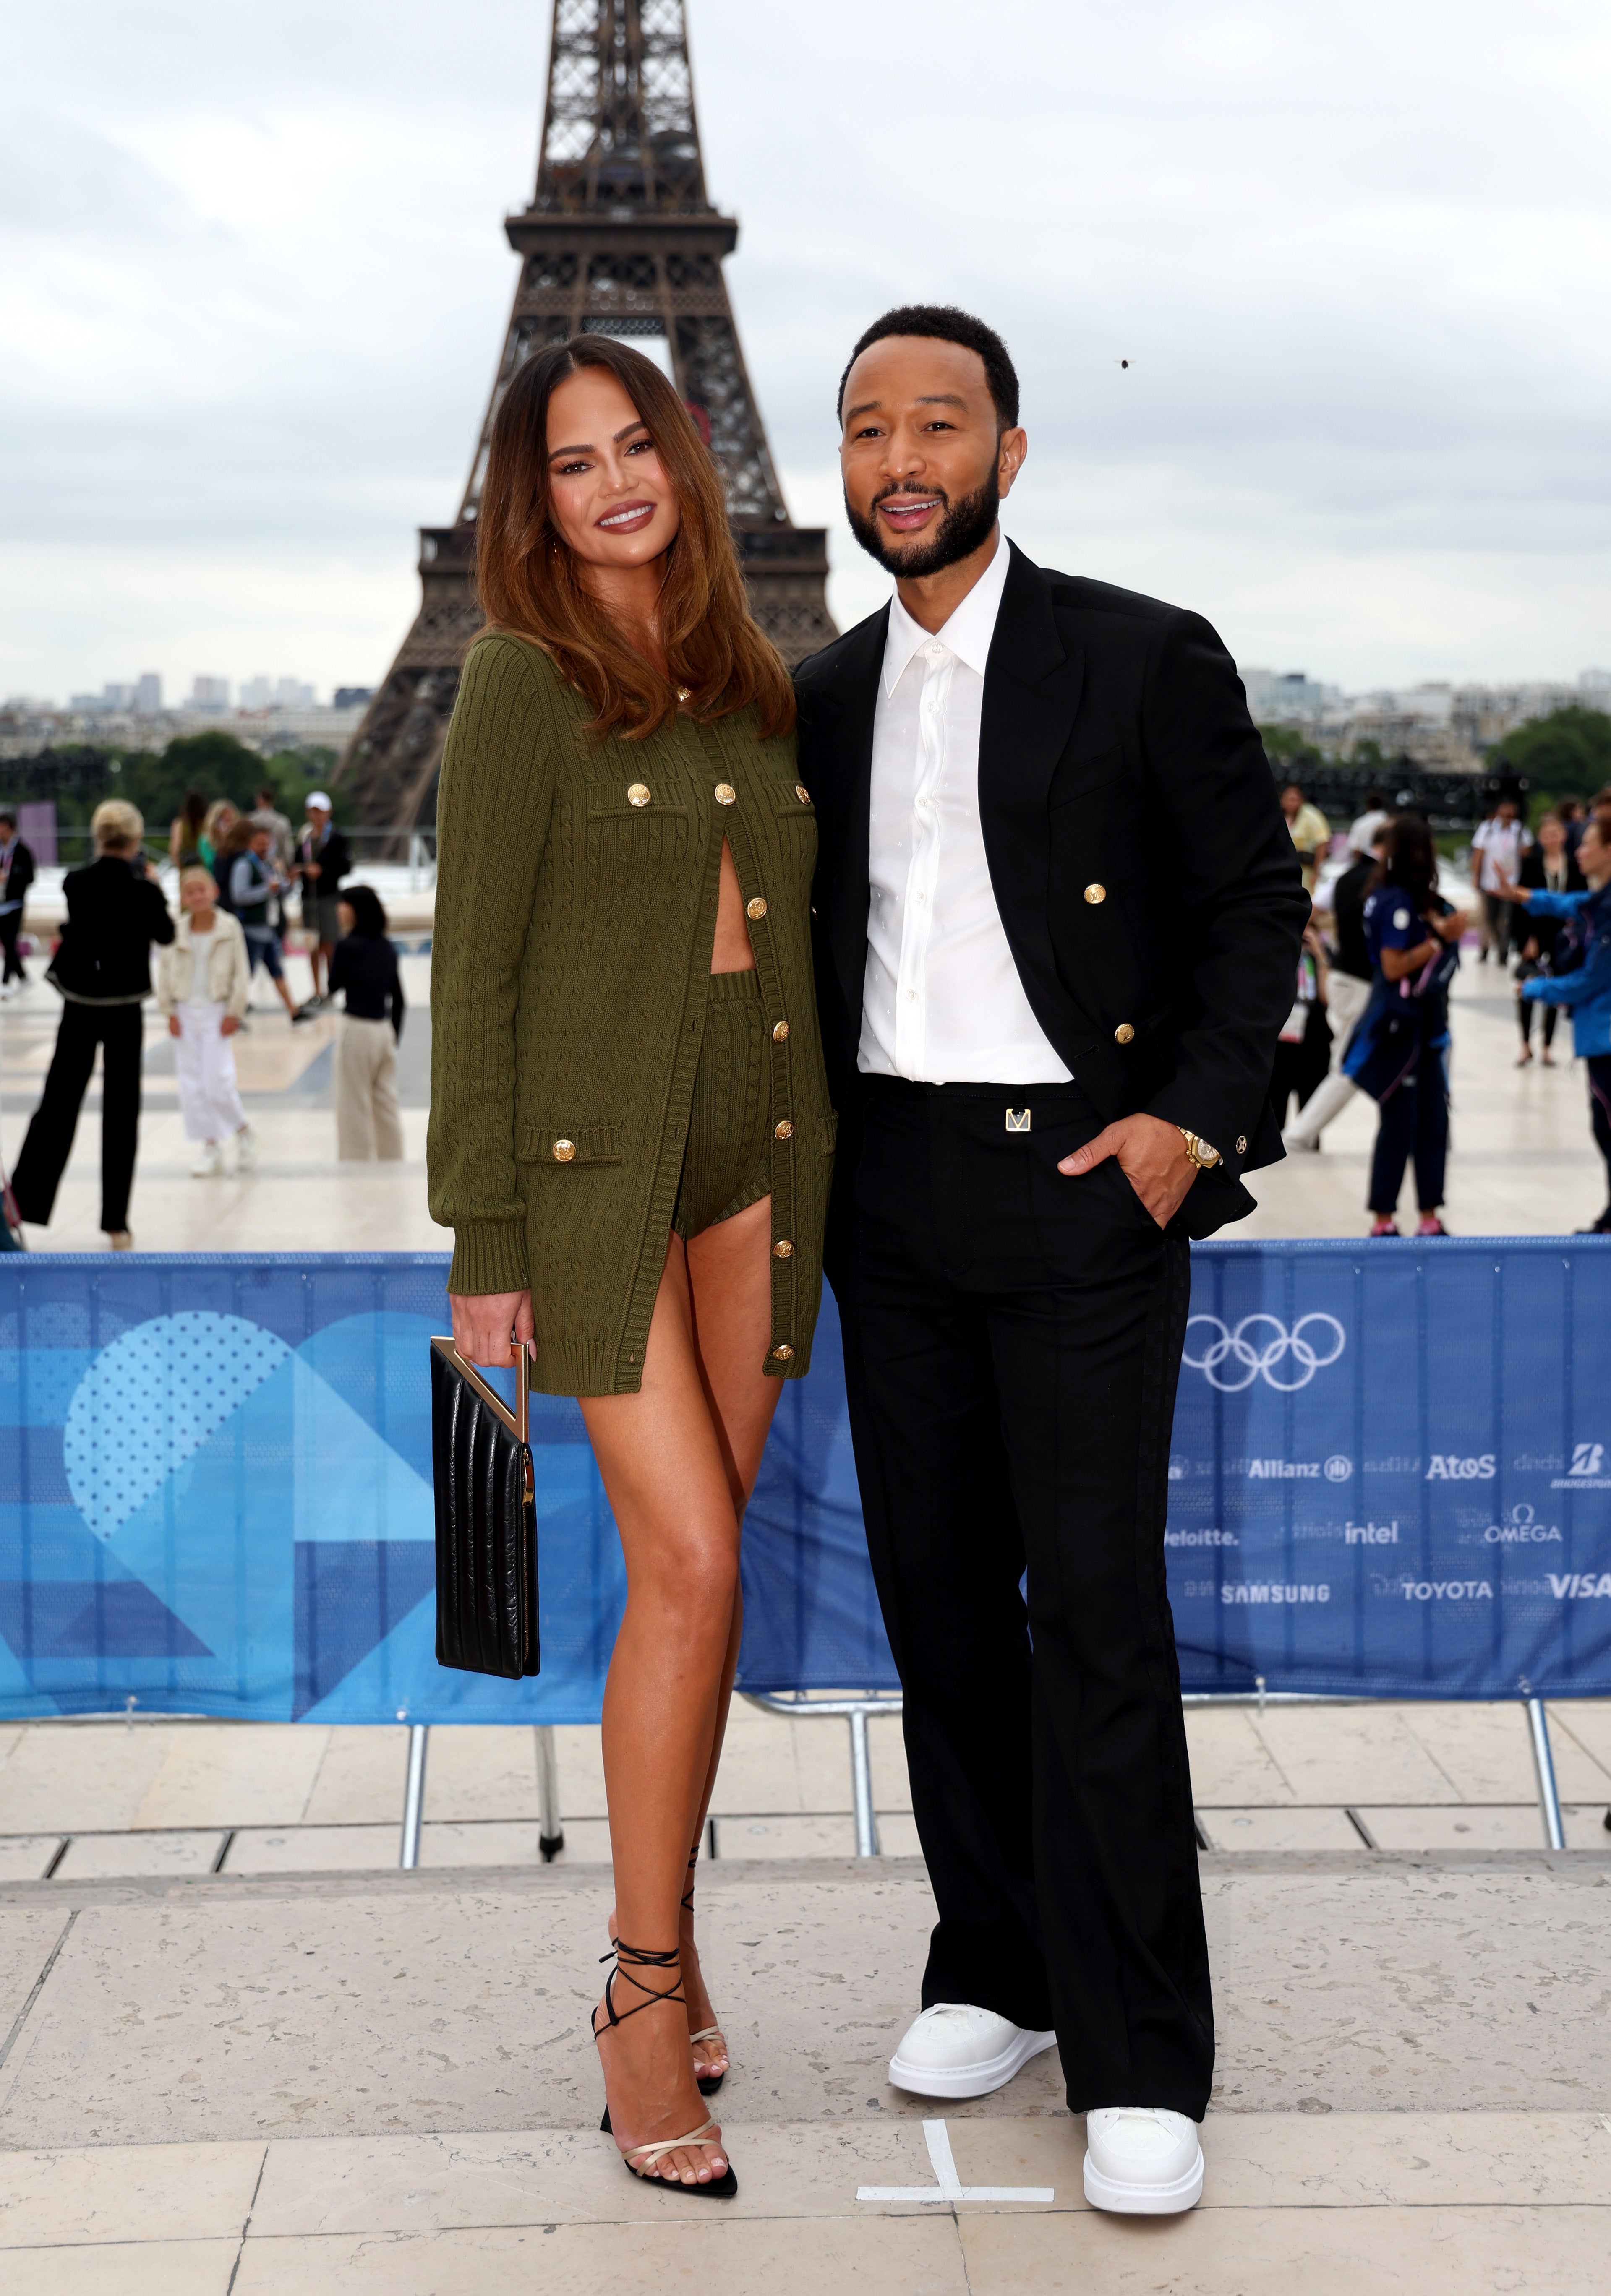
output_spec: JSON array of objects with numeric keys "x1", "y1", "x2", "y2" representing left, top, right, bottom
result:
[{"x1": 430, "y1": 1335, "x2": 530, "y2": 1444}]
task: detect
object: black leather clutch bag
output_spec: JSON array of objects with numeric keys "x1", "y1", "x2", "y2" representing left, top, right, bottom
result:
[{"x1": 429, "y1": 1337, "x2": 540, "y2": 1678}]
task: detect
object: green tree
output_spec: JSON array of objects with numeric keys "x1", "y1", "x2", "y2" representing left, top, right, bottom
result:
[{"x1": 1490, "y1": 707, "x2": 1611, "y2": 800}]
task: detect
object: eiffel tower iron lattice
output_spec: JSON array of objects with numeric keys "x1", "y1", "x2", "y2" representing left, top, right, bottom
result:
[{"x1": 337, "y1": 0, "x2": 836, "y2": 830}]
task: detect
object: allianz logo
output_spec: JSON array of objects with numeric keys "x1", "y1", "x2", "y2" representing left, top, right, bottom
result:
[
  {"x1": 1345, "y1": 1519, "x2": 1398, "y2": 1544},
  {"x1": 1246, "y1": 1455, "x2": 1353, "y2": 1482},
  {"x1": 1221, "y1": 1582, "x2": 1331, "y2": 1605},
  {"x1": 1483, "y1": 1504, "x2": 1561, "y2": 1545},
  {"x1": 1548, "y1": 1572, "x2": 1611, "y2": 1600},
  {"x1": 1551, "y1": 1441, "x2": 1610, "y2": 1490},
  {"x1": 1424, "y1": 1454, "x2": 1496, "y2": 1480},
  {"x1": 1165, "y1": 1527, "x2": 1238, "y2": 1547}
]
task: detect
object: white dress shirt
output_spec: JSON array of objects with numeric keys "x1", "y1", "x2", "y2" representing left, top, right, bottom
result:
[{"x1": 858, "y1": 538, "x2": 1073, "y2": 1084}]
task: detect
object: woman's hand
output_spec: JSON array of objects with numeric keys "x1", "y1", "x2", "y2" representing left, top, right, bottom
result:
[
  {"x1": 450, "y1": 1289, "x2": 535, "y2": 1368},
  {"x1": 1433, "y1": 908, "x2": 1469, "y2": 941},
  {"x1": 167, "y1": 1014, "x2": 182, "y2": 1038},
  {"x1": 1491, "y1": 868, "x2": 1529, "y2": 906},
  {"x1": 220, "y1": 1015, "x2": 240, "y2": 1036}
]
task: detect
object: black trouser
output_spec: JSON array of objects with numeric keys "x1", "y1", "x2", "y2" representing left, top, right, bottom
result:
[
  {"x1": 1518, "y1": 994, "x2": 1558, "y2": 1049},
  {"x1": 835, "y1": 1074, "x2": 1213, "y2": 2119},
  {"x1": 1482, "y1": 891, "x2": 1513, "y2": 963},
  {"x1": 1367, "y1": 1045, "x2": 1449, "y2": 1215},
  {"x1": 1589, "y1": 1055, "x2": 1611, "y2": 1225},
  {"x1": 0, "y1": 912, "x2": 23, "y2": 983},
  {"x1": 12, "y1": 1001, "x2": 144, "y2": 1233}
]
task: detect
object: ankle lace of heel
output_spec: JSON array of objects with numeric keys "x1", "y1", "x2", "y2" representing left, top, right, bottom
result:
[
  {"x1": 681, "y1": 1841, "x2": 699, "y2": 1916},
  {"x1": 595, "y1": 1939, "x2": 685, "y2": 2033}
]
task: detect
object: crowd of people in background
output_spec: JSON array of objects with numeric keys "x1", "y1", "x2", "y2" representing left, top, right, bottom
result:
[
  {"x1": 1273, "y1": 776, "x2": 1611, "y2": 1237},
  {"x1": 0, "y1": 785, "x2": 407, "y2": 1248}
]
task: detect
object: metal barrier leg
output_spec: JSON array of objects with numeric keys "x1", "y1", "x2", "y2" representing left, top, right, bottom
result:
[
  {"x1": 400, "y1": 1723, "x2": 430, "y2": 1869},
  {"x1": 1525, "y1": 1698, "x2": 1566, "y2": 1850},
  {"x1": 849, "y1": 1710, "x2": 880, "y2": 1858},
  {"x1": 535, "y1": 1724, "x2": 564, "y2": 1862}
]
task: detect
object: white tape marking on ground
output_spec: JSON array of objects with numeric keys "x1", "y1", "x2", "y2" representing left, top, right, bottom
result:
[{"x1": 856, "y1": 2116, "x2": 1055, "y2": 2204}]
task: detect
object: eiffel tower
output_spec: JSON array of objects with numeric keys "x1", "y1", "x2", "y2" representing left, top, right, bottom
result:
[{"x1": 336, "y1": 0, "x2": 835, "y2": 829}]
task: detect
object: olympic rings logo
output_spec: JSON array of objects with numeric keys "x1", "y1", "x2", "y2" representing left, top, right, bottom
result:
[{"x1": 1183, "y1": 1313, "x2": 1347, "y2": 1392}]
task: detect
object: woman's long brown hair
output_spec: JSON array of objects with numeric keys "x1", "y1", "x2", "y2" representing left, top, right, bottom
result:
[{"x1": 476, "y1": 335, "x2": 796, "y2": 741}]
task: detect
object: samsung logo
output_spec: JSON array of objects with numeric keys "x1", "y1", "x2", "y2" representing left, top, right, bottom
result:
[{"x1": 1220, "y1": 1582, "x2": 1331, "y2": 1606}]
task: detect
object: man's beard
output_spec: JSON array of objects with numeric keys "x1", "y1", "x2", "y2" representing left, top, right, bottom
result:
[{"x1": 844, "y1": 474, "x2": 1001, "y2": 578}]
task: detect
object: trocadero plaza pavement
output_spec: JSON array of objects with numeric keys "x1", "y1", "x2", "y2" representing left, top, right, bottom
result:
[{"x1": 0, "y1": 913, "x2": 1608, "y2": 2293}]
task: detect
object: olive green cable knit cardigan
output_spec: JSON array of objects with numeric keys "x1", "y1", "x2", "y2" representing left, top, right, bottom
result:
[{"x1": 428, "y1": 632, "x2": 835, "y2": 1397}]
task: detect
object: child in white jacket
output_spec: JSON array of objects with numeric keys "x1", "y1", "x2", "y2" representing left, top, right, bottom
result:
[{"x1": 156, "y1": 866, "x2": 256, "y2": 1176}]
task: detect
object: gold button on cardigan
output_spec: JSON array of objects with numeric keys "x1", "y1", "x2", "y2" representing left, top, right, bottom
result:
[{"x1": 428, "y1": 633, "x2": 836, "y2": 1396}]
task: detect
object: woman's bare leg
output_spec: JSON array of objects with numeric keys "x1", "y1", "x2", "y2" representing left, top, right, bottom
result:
[{"x1": 581, "y1": 1193, "x2": 778, "y2": 2181}]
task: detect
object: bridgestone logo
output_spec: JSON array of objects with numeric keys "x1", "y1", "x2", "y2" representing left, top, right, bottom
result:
[{"x1": 1220, "y1": 1583, "x2": 1331, "y2": 1605}]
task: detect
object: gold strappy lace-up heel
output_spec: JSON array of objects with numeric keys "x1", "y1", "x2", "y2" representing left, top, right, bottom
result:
[
  {"x1": 594, "y1": 1938, "x2": 738, "y2": 2198},
  {"x1": 684, "y1": 1842, "x2": 729, "y2": 2095}
]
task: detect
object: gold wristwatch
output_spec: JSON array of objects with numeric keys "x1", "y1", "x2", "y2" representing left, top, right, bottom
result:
[{"x1": 1178, "y1": 1128, "x2": 1222, "y2": 1171}]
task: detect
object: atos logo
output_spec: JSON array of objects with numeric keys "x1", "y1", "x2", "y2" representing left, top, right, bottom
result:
[
  {"x1": 1424, "y1": 1454, "x2": 1496, "y2": 1481},
  {"x1": 1183, "y1": 1313, "x2": 1345, "y2": 1393},
  {"x1": 1552, "y1": 1442, "x2": 1610, "y2": 1489}
]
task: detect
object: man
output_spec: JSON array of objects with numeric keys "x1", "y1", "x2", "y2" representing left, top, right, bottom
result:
[
  {"x1": 1347, "y1": 789, "x2": 1389, "y2": 860},
  {"x1": 1282, "y1": 822, "x2": 1390, "y2": 1152},
  {"x1": 1279, "y1": 779, "x2": 1331, "y2": 893},
  {"x1": 797, "y1": 307, "x2": 1305, "y2": 2216},
  {"x1": 1471, "y1": 797, "x2": 1530, "y2": 963},
  {"x1": 229, "y1": 823, "x2": 299, "y2": 1022},
  {"x1": 293, "y1": 793, "x2": 350, "y2": 1015},
  {"x1": 11, "y1": 800, "x2": 173, "y2": 1250},
  {"x1": 0, "y1": 812, "x2": 36, "y2": 996},
  {"x1": 248, "y1": 783, "x2": 295, "y2": 874}
]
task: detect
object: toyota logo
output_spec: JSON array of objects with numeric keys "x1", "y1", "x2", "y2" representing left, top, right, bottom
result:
[{"x1": 1183, "y1": 1313, "x2": 1347, "y2": 1392}]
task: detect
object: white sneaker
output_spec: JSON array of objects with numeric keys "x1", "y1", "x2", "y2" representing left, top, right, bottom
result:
[
  {"x1": 192, "y1": 1141, "x2": 224, "y2": 1178},
  {"x1": 1281, "y1": 1129, "x2": 1321, "y2": 1153},
  {"x1": 888, "y1": 2003, "x2": 1057, "y2": 2099},
  {"x1": 1083, "y1": 2106, "x2": 1204, "y2": 2214},
  {"x1": 235, "y1": 1123, "x2": 259, "y2": 1172}
]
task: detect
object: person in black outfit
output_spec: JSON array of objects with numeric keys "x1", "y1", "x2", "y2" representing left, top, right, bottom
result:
[
  {"x1": 294, "y1": 794, "x2": 353, "y2": 1011},
  {"x1": 796, "y1": 308, "x2": 1306, "y2": 2214},
  {"x1": 0, "y1": 813, "x2": 37, "y2": 994},
  {"x1": 1280, "y1": 823, "x2": 1389, "y2": 1149},
  {"x1": 1514, "y1": 812, "x2": 1584, "y2": 1066},
  {"x1": 12, "y1": 800, "x2": 173, "y2": 1247},
  {"x1": 329, "y1": 883, "x2": 405, "y2": 1159}
]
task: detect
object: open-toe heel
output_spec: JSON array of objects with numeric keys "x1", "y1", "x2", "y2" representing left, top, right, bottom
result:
[
  {"x1": 593, "y1": 1938, "x2": 738, "y2": 2199},
  {"x1": 683, "y1": 1842, "x2": 729, "y2": 2095}
]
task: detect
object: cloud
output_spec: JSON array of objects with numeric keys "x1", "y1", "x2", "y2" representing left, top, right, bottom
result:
[{"x1": 2, "y1": 0, "x2": 1609, "y2": 702}]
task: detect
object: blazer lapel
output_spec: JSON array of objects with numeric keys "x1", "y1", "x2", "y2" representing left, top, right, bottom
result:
[
  {"x1": 979, "y1": 544, "x2": 1090, "y2": 1045},
  {"x1": 810, "y1": 606, "x2": 887, "y2": 1038}
]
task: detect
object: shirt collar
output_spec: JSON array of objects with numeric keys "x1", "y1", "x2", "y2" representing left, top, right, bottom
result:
[{"x1": 881, "y1": 530, "x2": 1012, "y2": 696}]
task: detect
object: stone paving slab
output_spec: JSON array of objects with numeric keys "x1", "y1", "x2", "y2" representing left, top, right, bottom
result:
[{"x1": 0, "y1": 1854, "x2": 1608, "y2": 2150}]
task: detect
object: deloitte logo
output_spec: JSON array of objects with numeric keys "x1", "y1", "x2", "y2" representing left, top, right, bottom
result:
[{"x1": 1183, "y1": 1313, "x2": 1345, "y2": 1393}]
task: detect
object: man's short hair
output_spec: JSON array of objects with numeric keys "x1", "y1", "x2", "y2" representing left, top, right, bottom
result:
[
  {"x1": 0, "y1": 813, "x2": 15, "y2": 831},
  {"x1": 256, "y1": 787, "x2": 277, "y2": 806},
  {"x1": 837, "y1": 305, "x2": 1020, "y2": 430}
]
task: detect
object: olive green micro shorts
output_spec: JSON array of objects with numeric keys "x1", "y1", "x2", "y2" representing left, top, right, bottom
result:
[{"x1": 671, "y1": 966, "x2": 772, "y2": 1241}]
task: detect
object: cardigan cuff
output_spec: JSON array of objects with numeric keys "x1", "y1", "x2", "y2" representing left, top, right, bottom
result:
[{"x1": 448, "y1": 1221, "x2": 531, "y2": 1296}]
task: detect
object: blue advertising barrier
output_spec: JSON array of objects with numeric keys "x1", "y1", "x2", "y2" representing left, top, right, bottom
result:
[{"x1": 0, "y1": 1241, "x2": 1607, "y2": 1724}]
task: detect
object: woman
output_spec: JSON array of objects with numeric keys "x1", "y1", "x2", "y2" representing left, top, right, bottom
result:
[
  {"x1": 428, "y1": 335, "x2": 831, "y2": 2199},
  {"x1": 1343, "y1": 817, "x2": 1468, "y2": 1236},
  {"x1": 10, "y1": 800, "x2": 173, "y2": 1248},
  {"x1": 1496, "y1": 813, "x2": 1611, "y2": 1231},
  {"x1": 1266, "y1": 899, "x2": 1332, "y2": 1131},
  {"x1": 1513, "y1": 812, "x2": 1584, "y2": 1066},
  {"x1": 156, "y1": 864, "x2": 255, "y2": 1177},
  {"x1": 169, "y1": 791, "x2": 208, "y2": 871},
  {"x1": 330, "y1": 884, "x2": 404, "y2": 1160},
  {"x1": 198, "y1": 799, "x2": 237, "y2": 874}
]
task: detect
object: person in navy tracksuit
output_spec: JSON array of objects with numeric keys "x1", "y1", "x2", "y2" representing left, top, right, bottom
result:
[{"x1": 1495, "y1": 811, "x2": 1611, "y2": 1234}]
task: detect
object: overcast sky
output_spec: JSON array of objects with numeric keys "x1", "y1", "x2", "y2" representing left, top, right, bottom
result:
[{"x1": 3, "y1": 0, "x2": 1608, "y2": 705}]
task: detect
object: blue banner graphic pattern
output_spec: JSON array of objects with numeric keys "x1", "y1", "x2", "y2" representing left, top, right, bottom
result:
[{"x1": 0, "y1": 1242, "x2": 1606, "y2": 1720}]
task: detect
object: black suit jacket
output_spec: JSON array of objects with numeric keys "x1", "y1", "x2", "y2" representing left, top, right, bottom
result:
[
  {"x1": 795, "y1": 542, "x2": 1308, "y2": 1241},
  {"x1": 0, "y1": 837, "x2": 34, "y2": 909},
  {"x1": 47, "y1": 856, "x2": 174, "y2": 1003}
]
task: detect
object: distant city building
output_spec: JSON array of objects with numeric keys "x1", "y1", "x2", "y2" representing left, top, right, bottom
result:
[
  {"x1": 239, "y1": 676, "x2": 316, "y2": 711},
  {"x1": 332, "y1": 687, "x2": 374, "y2": 711},
  {"x1": 1240, "y1": 669, "x2": 1332, "y2": 722},
  {"x1": 189, "y1": 675, "x2": 230, "y2": 711},
  {"x1": 1581, "y1": 667, "x2": 1611, "y2": 696},
  {"x1": 133, "y1": 673, "x2": 163, "y2": 717}
]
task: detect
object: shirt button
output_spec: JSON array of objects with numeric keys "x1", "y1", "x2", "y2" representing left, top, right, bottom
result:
[
  {"x1": 553, "y1": 1138, "x2": 577, "y2": 1161},
  {"x1": 773, "y1": 1239, "x2": 794, "y2": 1258},
  {"x1": 1084, "y1": 883, "x2": 1106, "y2": 904},
  {"x1": 1235, "y1": 1134, "x2": 1248, "y2": 1155},
  {"x1": 795, "y1": 784, "x2": 810, "y2": 804},
  {"x1": 906, "y1": 990, "x2": 917, "y2": 1003},
  {"x1": 774, "y1": 1119, "x2": 794, "y2": 1140},
  {"x1": 627, "y1": 783, "x2": 652, "y2": 808},
  {"x1": 1114, "y1": 1024, "x2": 1135, "y2": 1045},
  {"x1": 772, "y1": 1020, "x2": 790, "y2": 1041},
  {"x1": 714, "y1": 783, "x2": 736, "y2": 805},
  {"x1": 746, "y1": 896, "x2": 768, "y2": 920},
  {"x1": 771, "y1": 1342, "x2": 794, "y2": 1361}
]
